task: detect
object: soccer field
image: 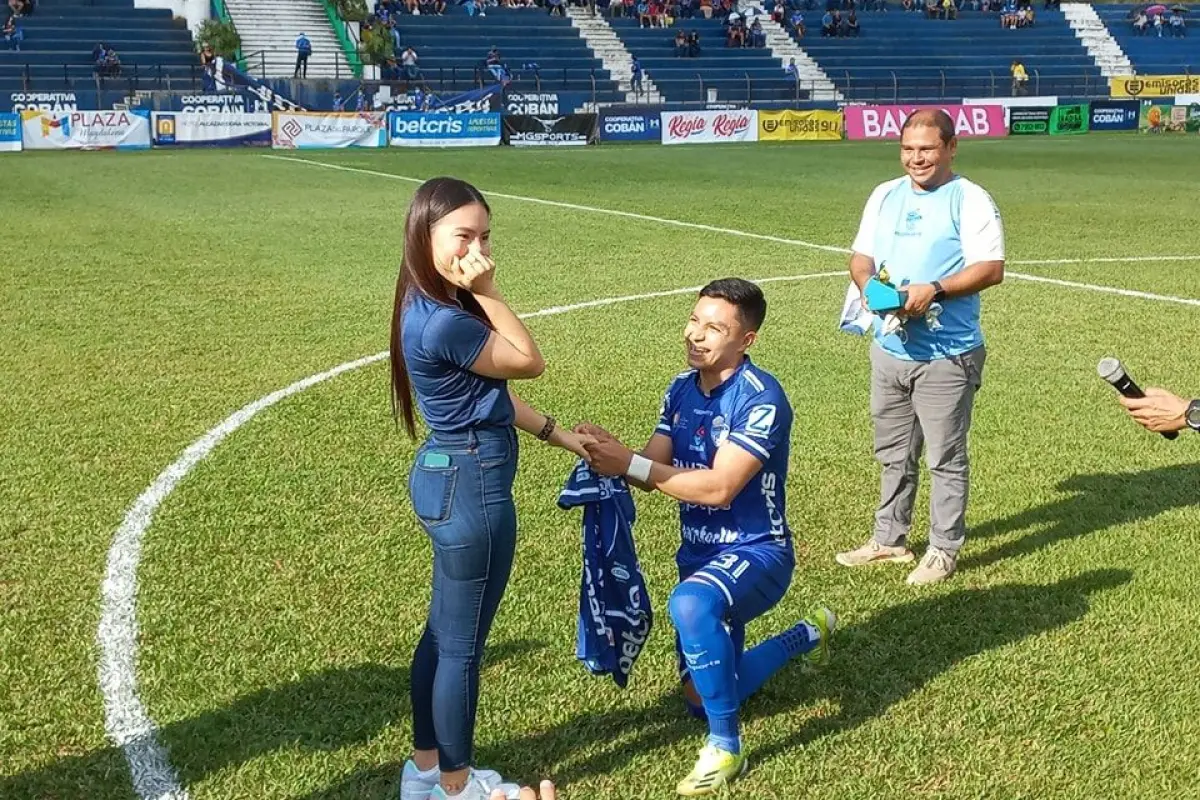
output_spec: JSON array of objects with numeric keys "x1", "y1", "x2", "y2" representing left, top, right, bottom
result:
[{"x1": 4, "y1": 136, "x2": 1200, "y2": 800}]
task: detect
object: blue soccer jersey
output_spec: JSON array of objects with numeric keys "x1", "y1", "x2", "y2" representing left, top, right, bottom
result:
[{"x1": 654, "y1": 357, "x2": 794, "y2": 572}]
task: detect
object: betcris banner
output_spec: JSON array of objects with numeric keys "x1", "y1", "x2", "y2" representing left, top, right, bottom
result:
[
  {"x1": 20, "y1": 109, "x2": 151, "y2": 150},
  {"x1": 1089, "y1": 100, "x2": 1139, "y2": 131},
  {"x1": 0, "y1": 113, "x2": 20, "y2": 152},
  {"x1": 271, "y1": 112, "x2": 386, "y2": 149},
  {"x1": 152, "y1": 111, "x2": 272, "y2": 147},
  {"x1": 599, "y1": 112, "x2": 659, "y2": 142},
  {"x1": 388, "y1": 112, "x2": 501, "y2": 147}
]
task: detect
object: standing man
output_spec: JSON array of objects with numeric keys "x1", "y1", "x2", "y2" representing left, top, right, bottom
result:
[
  {"x1": 579, "y1": 278, "x2": 836, "y2": 797},
  {"x1": 836, "y1": 108, "x2": 1005, "y2": 585},
  {"x1": 294, "y1": 32, "x2": 312, "y2": 78}
]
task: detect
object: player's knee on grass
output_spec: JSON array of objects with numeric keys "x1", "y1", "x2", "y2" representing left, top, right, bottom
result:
[{"x1": 668, "y1": 579, "x2": 728, "y2": 638}]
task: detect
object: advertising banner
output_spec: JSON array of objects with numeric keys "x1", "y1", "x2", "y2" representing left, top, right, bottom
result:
[
  {"x1": 844, "y1": 104, "x2": 1007, "y2": 140},
  {"x1": 9, "y1": 91, "x2": 80, "y2": 112},
  {"x1": 1110, "y1": 75, "x2": 1200, "y2": 98},
  {"x1": 388, "y1": 112, "x2": 502, "y2": 147},
  {"x1": 660, "y1": 109, "x2": 759, "y2": 145},
  {"x1": 598, "y1": 112, "x2": 660, "y2": 142},
  {"x1": 502, "y1": 91, "x2": 593, "y2": 116},
  {"x1": 1139, "y1": 103, "x2": 1200, "y2": 134},
  {"x1": 1008, "y1": 106, "x2": 1051, "y2": 135},
  {"x1": 758, "y1": 109, "x2": 843, "y2": 141},
  {"x1": 271, "y1": 112, "x2": 386, "y2": 149},
  {"x1": 503, "y1": 114, "x2": 597, "y2": 146},
  {"x1": 152, "y1": 112, "x2": 272, "y2": 146},
  {"x1": 1089, "y1": 100, "x2": 1139, "y2": 131},
  {"x1": 19, "y1": 109, "x2": 152, "y2": 150},
  {"x1": 1049, "y1": 103, "x2": 1089, "y2": 135},
  {"x1": 0, "y1": 113, "x2": 21, "y2": 152}
]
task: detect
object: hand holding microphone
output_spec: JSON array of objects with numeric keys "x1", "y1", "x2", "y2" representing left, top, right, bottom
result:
[{"x1": 1098, "y1": 357, "x2": 1185, "y2": 440}]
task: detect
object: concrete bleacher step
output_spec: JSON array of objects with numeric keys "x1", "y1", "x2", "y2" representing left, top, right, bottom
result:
[
  {"x1": 1062, "y1": 2, "x2": 1133, "y2": 77},
  {"x1": 224, "y1": 0, "x2": 351, "y2": 78},
  {"x1": 566, "y1": 7, "x2": 663, "y2": 104},
  {"x1": 743, "y1": 5, "x2": 841, "y2": 100}
]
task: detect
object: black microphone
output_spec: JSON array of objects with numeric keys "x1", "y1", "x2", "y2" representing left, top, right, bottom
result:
[{"x1": 1098, "y1": 357, "x2": 1178, "y2": 440}]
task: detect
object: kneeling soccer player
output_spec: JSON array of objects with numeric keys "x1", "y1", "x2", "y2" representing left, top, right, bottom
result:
[{"x1": 579, "y1": 277, "x2": 836, "y2": 796}]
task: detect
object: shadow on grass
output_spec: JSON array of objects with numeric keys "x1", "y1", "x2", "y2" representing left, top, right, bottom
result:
[
  {"x1": 0, "y1": 639, "x2": 544, "y2": 800},
  {"x1": 963, "y1": 464, "x2": 1200, "y2": 570},
  {"x1": 301, "y1": 569, "x2": 1130, "y2": 797}
]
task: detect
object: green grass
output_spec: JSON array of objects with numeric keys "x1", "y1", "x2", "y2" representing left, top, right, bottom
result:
[{"x1": 3, "y1": 135, "x2": 1200, "y2": 800}]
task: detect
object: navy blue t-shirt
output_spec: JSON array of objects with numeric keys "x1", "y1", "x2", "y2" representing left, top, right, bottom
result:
[{"x1": 401, "y1": 291, "x2": 514, "y2": 433}]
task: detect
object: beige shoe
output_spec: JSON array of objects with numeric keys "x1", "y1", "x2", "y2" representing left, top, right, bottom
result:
[
  {"x1": 835, "y1": 539, "x2": 916, "y2": 567},
  {"x1": 906, "y1": 548, "x2": 957, "y2": 585}
]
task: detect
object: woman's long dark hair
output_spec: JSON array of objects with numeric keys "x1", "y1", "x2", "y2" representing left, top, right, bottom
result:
[{"x1": 390, "y1": 177, "x2": 492, "y2": 438}]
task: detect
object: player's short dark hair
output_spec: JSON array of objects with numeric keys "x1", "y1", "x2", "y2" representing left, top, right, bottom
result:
[
  {"x1": 901, "y1": 108, "x2": 956, "y2": 145},
  {"x1": 699, "y1": 278, "x2": 767, "y2": 331}
]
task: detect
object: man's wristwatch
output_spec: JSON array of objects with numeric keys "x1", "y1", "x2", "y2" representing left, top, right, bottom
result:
[
  {"x1": 1186, "y1": 399, "x2": 1200, "y2": 433},
  {"x1": 931, "y1": 281, "x2": 946, "y2": 303}
]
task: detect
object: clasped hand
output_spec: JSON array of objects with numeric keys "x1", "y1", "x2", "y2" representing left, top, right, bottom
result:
[{"x1": 572, "y1": 423, "x2": 635, "y2": 477}]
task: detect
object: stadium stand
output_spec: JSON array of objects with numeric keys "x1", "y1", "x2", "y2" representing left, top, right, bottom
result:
[
  {"x1": 1093, "y1": 3, "x2": 1195, "y2": 74},
  {"x1": 394, "y1": 6, "x2": 627, "y2": 102},
  {"x1": 0, "y1": 0, "x2": 199, "y2": 96},
  {"x1": 607, "y1": 14, "x2": 804, "y2": 103},
  {"x1": 786, "y1": 5, "x2": 1107, "y2": 101}
]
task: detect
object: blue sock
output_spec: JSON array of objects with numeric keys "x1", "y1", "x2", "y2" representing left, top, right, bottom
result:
[
  {"x1": 737, "y1": 620, "x2": 819, "y2": 702},
  {"x1": 669, "y1": 581, "x2": 741, "y2": 755}
]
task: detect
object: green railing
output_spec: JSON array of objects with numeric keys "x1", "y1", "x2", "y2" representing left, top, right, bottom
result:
[
  {"x1": 320, "y1": 0, "x2": 365, "y2": 79},
  {"x1": 209, "y1": 0, "x2": 248, "y2": 73}
]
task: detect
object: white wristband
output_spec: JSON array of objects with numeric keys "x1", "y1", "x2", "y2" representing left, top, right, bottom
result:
[{"x1": 626, "y1": 453, "x2": 653, "y2": 484}]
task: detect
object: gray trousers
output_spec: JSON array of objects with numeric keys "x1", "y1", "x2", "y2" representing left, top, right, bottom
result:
[{"x1": 869, "y1": 343, "x2": 986, "y2": 555}]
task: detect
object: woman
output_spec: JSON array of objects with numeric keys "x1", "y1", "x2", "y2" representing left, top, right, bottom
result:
[{"x1": 390, "y1": 178, "x2": 591, "y2": 800}]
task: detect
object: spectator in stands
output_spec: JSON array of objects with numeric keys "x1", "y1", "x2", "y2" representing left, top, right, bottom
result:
[
  {"x1": 6, "y1": 0, "x2": 30, "y2": 17},
  {"x1": 1169, "y1": 11, "x2": 1185, "y2": 36},
  {"x1": 631, "y1": 55, "x2": 644, "y2": 93},
  {"x1": 401, "y1": 46, "x2": 420, "y2": 84},
  {"x1": 845, "y1": 9, "x2": 860, "y2": 33},
  {"x1": 821, "y1": 8, "x2": 836, "y2": 33},
  {"x1": 547, "y1": 0, "x2": 564, "y2": 15},
  {"x1": 923, "y1": 0, "x2": 938, "y2": 17},
  {"x1": 1010, "y1": 57, "x2": 1027, "y2": 95},
  {"x1": 93, "y1": 43, "x2": 121, "y2": 77},
  {"x1": 771, "y1": 1, "x2": 785, "y2": 22},
  {"x1": 2, "y1": 14, "x2": 21, "y2": 49},
  {"x1": 674, "y1": 29, "x2": 688, "y2": 54},
  {"x1": 750, "y1": 17, "x2": 767, "y2": 45},
  {"x1": 790, "y1": 8, "x2": 806, "y2": 35},
  {"x1": 699, "y1": 0, "x2": 713, "y2": 16},
  {"x1": 940, "y1": 0, "x2": 956, "y2": 18},
  {"x1": 726, "y1": 12, "x2": 747, "y2": 44},
  {"x1": 2, "y1": 15, "x2": 21, "y2": 50},
  {"x1": 199, "y1": 42, "x2": 217, "y2": 90},
  {"x1": 901, "y1": 0, "x2": 914, "y2": 11},
  {"x1": 687, "y1": 28, "x2": 701, "y2": 54},
  {"x1": 785, "y1": 56, "x2": 799, "y2": 79},
  {"x1": 294, "y1": 33, "x2": 311, "y2": 78}
]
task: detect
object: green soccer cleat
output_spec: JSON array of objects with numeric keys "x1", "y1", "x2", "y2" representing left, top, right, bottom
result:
[
  {"x1": 800, "y1": 607, "x2": 837, "y2": 671},
  {"x1": 676, "y1": 744, "x2": 748, "y2": 796}
]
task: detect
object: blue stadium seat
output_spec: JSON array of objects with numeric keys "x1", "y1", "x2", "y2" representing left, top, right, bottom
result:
[
  {"x1": 782, "y1": 6, "x2": 1106, "y2": 101},
  {"x1": 1093, "y1": 3, "x2": 1197, "y2": 75},
  {"x1": 607, "y1": 16, "x2": 801, "y2": 103},
  {"x1": 1, "y1": 0, "x2": 199, "y2": 97},
  {"x1": 394, "y1": 8, "x2": 625, "y2": 102}
]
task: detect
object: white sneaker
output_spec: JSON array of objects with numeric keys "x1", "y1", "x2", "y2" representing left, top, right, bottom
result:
[
  {"x1": 408, "y1": 765, "x2": 520, "y2": 800},
  {"x1": 399, "y1": 760, "x2": 439, "y2": 800}
]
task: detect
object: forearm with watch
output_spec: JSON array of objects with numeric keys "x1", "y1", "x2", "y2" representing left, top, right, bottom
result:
[
  {"x1": 509, "y1": 389, "x2": 571, "y2": 447},
  {"x1": 928, "y1": 259, "x2": 1005, "y2": 300},
  {"x1": 1188, "y1": 399, "x2": 1200, "y2": 433}
]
